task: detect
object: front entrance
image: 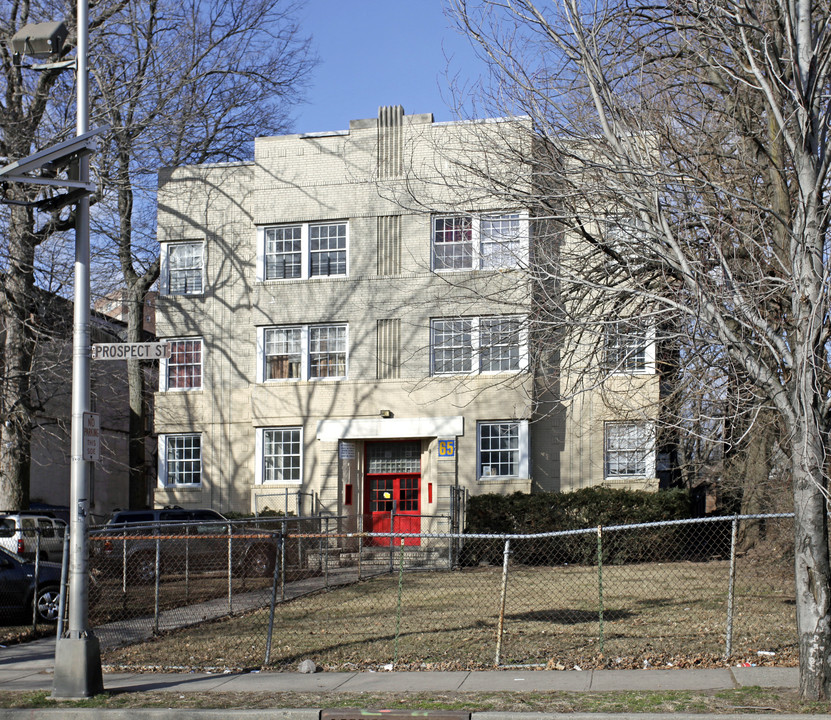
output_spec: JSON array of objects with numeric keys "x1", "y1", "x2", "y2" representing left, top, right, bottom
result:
[{"x1": 364, "y1": 440, "x2": 421, "y2": 546}]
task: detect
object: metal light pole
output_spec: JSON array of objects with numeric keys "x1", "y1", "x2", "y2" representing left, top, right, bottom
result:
[
  {"x1": 52, "y1": 0, "x2": 104, "y2": 697},
  {"x1": 3, "y1": 4, "x2": 105, "y2": 700}
]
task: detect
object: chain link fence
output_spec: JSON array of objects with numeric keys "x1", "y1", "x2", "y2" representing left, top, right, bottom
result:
[{"x1": 87, "y1": 512, "x2": 796, "y2": 672}]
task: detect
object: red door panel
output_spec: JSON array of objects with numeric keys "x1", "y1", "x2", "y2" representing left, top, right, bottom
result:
[{"x1": 365, "y1": 441, "x2": 421, "y2": 546}]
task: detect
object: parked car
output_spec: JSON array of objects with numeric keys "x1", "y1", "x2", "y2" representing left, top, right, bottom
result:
[
  {"x1": 0, "y1": 546, "x2": 64, "y2": 623},
  {"x1": 0, "y1": 513, "x2": 67, "y2": 563},
  {"x1": 90, "y1": 508, "x2": 277, "y2": 583}
]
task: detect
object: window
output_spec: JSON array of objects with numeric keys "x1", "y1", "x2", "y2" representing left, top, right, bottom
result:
[
  {"x1": 478, "y1": 421, "x2": 529, "y2": 479},
  {"x1": 309, "y1": 325, "x2": 347, "y2": 378},
  {"x1": 310, "y1": 223, "x2": 347, "y2": 277},
  {"x1": 257, "y1": 324, "x2": 348, "y2": 381},
  {"x1": 264, "y1": 226, "x2": 301, "y2": 279},
  {"x1": 161, "y1": 242, "x2": 203, "y2": 295},
  {"x1": 258, "y1": 221, "x2": 348, "y2": 281},
  {"x1": 257, "y1": 427, "x2": 302, "y2": 484},
  {"x1": 162, "y1": 339, "x2": 202, "y2": 391},
  {"x1": 605, "y1": 422, "x2": 655, "y2": 479},
  {"x1": 480, "y1": 317, "x2": 521, "y2": 372},
  {"x1": 432, "y1": 213, "x2": 527, "y2": 271},
  {"x1": 604, "y1": 321, "x2": 654, "y2": 373},
  {"x1": 264, "y1": 327, "x2": 301, "y2": 380},
  {"x1": 431, "y1": 319, "x2": 472, "y2": 374},
  {"x1": 159, "y1": 434, "x2": 202, "y2": 486},
  {"x1": 431, "y1": 316, "x2": 525, "y2": 375}
]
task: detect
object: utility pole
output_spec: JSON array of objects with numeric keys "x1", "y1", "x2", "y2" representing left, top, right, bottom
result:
[{"x1": 1, "y1": 0, "x2": 105, "y2": 698}]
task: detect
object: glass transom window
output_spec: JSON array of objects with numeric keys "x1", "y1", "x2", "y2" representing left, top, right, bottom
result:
[{"x1": 367, "y1": 441, "x2": 421, "y2": 474}]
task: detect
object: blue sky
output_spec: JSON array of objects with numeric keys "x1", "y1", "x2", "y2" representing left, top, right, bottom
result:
[{"x1": 292, "y1": 0, "x2": 486, "y2": 133}]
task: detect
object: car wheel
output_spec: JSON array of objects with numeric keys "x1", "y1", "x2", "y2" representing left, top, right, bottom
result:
[
  {"x1": 35, "y1": 586, "x2": 61, "y2": 623},
  {"x1": 245, "y1": 546, "x2": 274, "y2": 577},
  {"x1": 130, "y1": 553, "x2": 158, "y2": 584}
]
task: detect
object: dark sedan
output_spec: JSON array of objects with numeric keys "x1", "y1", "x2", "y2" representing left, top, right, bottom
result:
[{"x1": 0, "y1": 546, "x2": 63, "y2": 623}]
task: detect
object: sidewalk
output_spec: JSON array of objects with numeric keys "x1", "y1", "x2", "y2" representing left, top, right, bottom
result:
[{"x1": 0, "y1": 634, "x2": 803, "y2": 695}]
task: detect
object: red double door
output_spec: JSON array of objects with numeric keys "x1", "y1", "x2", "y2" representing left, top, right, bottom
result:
[{"x1": 364, "y1": 441, "x2": 421, "y2": 546}]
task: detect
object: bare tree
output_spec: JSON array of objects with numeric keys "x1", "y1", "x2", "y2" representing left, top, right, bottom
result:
[
  {"x1": 0, "y1": 0, "x2": 129, "y2": 510},
  {"x1": 89, "y1": 0, "x2": 314, "y2": 508},
  {"x1": 447, "y1": 0, "x2": 831, "y2": 698},
  {"x1": 0, "y1": 0, "x2": 313, "y2": 510}
]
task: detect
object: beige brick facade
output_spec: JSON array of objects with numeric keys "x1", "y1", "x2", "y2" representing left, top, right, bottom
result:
[{"x1": 153, "y1": 108, "x2": 662, "y2": 528}]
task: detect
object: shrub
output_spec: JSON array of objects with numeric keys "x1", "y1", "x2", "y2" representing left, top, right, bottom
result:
[{"x1": 461, "y1": 487, "x2": 696, "y2": 566}]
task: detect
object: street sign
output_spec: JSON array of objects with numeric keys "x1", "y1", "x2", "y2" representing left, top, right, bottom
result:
[
  {"x1": 91, "y1": 342, "x2": 170, "y2": 360},
  {"x1": 82, "y1": 412, "x2": 100, "y2": 462}
]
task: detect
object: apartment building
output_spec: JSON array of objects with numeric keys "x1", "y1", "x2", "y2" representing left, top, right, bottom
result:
[{"x1": 153, "y1": 107, "x2": 663, "y2": 533}]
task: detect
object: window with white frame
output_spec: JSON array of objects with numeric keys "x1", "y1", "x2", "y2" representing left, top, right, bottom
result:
[
  {"x1": 264, "y1": 226, "x2": 302, "y2": 279},
  {"x1": 431, "y1": 319, "x2": 472, "y2": 374},
  {"x1": 478, "y1": 421, "x2": 529, "y2": 479},
  {"x1": 257, "y1": 427, "x2": 302, "y2": 484},
  {"x1": 264, "y1": 327, "x2": 301, "y2": 380},
  {"x1": 431, "y1": 316, "x2": 525, "y2": 375},
  {"x1": 604, "y1": 422, "x2": 655, "y2": 479},
  {"x1": 604, "y1": 321, "x2": 654, "y2": 373},
  {"x1": 258, "y1": 221, "x2": 348, "y2": 281},
  {"x1": 432, "y1": 213, "x2": 526, "y2": 271},
  {"x1": 309, "y1": 325, "x2": 347, "y2": 378},
  {"x1": 162, "y1": 338, "x2": 202, "y2": 391},
  {"x1": 161, "y1": 242, "x2": 203, "y2": 295},
  {"x1": 159, "y1": 434, "x2": 202, "y2": 486},
  {"x1": 257, "y1": 324, "x2": 347, "y2": 381}
]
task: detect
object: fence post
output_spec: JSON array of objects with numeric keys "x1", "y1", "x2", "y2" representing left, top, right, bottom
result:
[
  {"x1": 725, "y1": 515, "x2": 739, "y2": 659},
  {"x1": 227, "y1": 524, "x2": 233, "y2": 615},
  {"x1": 264, "y1": 532, "x2": 283, "y2": 666},
  {"x1": 57, "y1": 531, "x2": 70, "y2": 639},
  {"x1": 185, "y1": 524, "x2": 190, "y2": 605},
  {"x1": 389, "y1": 499, "x2": 396, "y2": 573},
  {"x1": 280, "y1": 519, "x2": 286, "y2": 602},
  {"x1": 495, "y1": 539, "x2": 511, "y2": 666},
  {"x1": 358, "y1": 513, "x2": 363, "y2": 582},
  {"x1": 324, "y1": 516, "x2": 330, "y2": 588},
  {"x1": 31, "y1": 532, "x2": 41, "y2": 632},
  {"x1": 597, "y1": 525, "x2": 605, "y2": 654},
  {"x1": 449, "y1": 492, "x2": 456, "y2": 569},
  {"x1": 394, "y1": 538, "x2": 406, "y2": 666},
  {"x1": 121, "y1": 532, "x2": 127, "y2": 599},
  {"x1": 153, "y1": 533, "x2": 161, "y2": 634}
]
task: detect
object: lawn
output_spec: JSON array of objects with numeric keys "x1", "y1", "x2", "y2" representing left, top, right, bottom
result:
[{"x1": 101, "y1": 558, "x2": 797, "y2": 672}]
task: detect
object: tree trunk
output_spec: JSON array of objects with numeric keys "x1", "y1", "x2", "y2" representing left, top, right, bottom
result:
[
  {"x1": 126, "y1": 288, "x2": 149, "y2": 509},
  {"x1": 792, "y1": 415, "x2": 831, "y2": 699},
  {"x1": 0, "y1": 204, "x2": 36, "y2": 511}
]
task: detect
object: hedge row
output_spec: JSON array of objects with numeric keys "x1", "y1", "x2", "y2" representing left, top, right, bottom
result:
[{"x1": 460, "y1": 488, "x2": 726, "y2": 566}]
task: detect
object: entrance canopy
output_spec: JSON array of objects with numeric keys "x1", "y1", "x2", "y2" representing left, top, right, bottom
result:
[{"x1": 316, "y1": 416, "x2": 463, "y2": 442}]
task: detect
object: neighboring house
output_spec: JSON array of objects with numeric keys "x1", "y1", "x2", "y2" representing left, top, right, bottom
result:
[
  {"x1": 94, "y1": 290, "x2": 158, "y2": 335},
  {"x1": 153, "y1": 107, "x2": 666, "y2": 533},
  {"x1": 6, "y1": 289, "x2": 144, "y2": 522}
]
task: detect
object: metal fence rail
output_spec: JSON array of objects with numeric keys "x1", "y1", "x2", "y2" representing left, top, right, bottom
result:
[{"x1": 84, "y1": 513, "x2": 795, "y2": 672}]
